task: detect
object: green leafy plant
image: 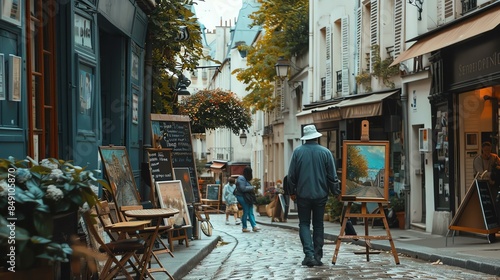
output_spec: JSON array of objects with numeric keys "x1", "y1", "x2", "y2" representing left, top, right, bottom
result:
[
  {"x1": 390, "y1": 194, "x2": 405, "y2": 213},
  {"x1": 255, "y1": 194, "x2": 272, "y2": 205},
  {"x1": 355, "y1": 44, "x2": 400, "y2": 91},
  {"x1": 178, "y1": 89, "x2": 252, "y2": 134},
  {"x1": 0, "y1": 157, "x2": 105, "y2": 270},
  {"x1": 326, "y1": 195, "x2": 343, "y2": 222}
]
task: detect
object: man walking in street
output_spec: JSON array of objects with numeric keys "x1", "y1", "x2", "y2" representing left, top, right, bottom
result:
[{"x1": 287, "y1": 124, "x2": 340, "y2": 267}]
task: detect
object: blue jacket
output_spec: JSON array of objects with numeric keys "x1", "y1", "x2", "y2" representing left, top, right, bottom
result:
[
  {"x1": 234, "y1": 175, "x2": 253, "y2": 196},
  {"x1": 287, "y1": 141, "x2": 339, "y2": 199},
  {"x1": 222, "y1": 183, "x2": 238, "y2": 204}
]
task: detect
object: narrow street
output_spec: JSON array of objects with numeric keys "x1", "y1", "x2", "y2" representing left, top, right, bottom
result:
[{"x1": 183, "y1": 214, "x2": 498, "y2": 280}]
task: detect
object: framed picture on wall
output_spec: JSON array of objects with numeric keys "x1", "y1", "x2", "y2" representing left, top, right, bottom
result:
[
  {"x1": 0, "y1": 54, "x2": 5, "y2": 100},
  {"x1": 341, "y1": 140, "x2": 390, "y2": 202},
  {"x1": 465, "y1": 132, "x2": 479, "y2": 150},
  {"x1": 8, "y1": 54, "x2": 21, "y2": 102},
  {"x1": 1, "y1": 0, "x2": 22, "y2": 26}
]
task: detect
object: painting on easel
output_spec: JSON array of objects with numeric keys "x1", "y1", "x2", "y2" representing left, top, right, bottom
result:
[{"x1": 341, "y1": 141, "x2": 389, "y2": 202}]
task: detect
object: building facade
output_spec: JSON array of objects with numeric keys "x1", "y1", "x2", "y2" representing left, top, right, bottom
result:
[{"x1": 0, "y1": 0, "x2": 153, "y2": 198}]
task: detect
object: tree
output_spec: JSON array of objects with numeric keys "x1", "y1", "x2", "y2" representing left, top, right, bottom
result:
[
  {"x1": 148, "y1": 1, "x2": 205, "y2": 114},
  {"x1": 233, "y1": 0, "x2": 308, "y2": 112},
  {"x1": 346, "y1": 146, "x2": 368, "y2": 183},
  {"x1": 178, "y1": 89, "x2": 252, "y2": 134}
]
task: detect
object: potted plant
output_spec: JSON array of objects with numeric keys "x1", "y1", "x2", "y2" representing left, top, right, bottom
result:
[
  {"x1": 0, "y1": 156, "x2": 105, "y2": 274},
  {"x1": 326, "y1": 195, "x2": 343, "y2": 222},
  {"x1": 390, "y1": 194, "x2": 406, "y2": 229},
  {"x1": 255, "y1": 194, "x2": 272, "y2": 216}
]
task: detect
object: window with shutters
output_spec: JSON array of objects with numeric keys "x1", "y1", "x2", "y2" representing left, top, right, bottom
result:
[
  {"x1": 320, "y1": 77, "x2": 326, "y2": 100},
  {"x1": 437, "y1": 0, "x2": 456, "y2": 25},
  {"x1": 462, "y1": 0, "x2": 477, "y2": 14},
  {"x1": 26, "y1": 0, "x2": 58, "y2": 161}
]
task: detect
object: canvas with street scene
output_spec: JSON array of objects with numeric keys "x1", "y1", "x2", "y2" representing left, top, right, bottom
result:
[{"x1": 341, "y1": 141, "x2": 389, "y2": 202}]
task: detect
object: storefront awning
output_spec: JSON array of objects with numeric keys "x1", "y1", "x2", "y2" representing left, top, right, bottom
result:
[
  {"x1": 312, "y1": 91, "x2": 398, "y2": 121},
  {"x1": 391, "y1": 6, "x2": 500, "y2": 66},
  {"x1": 210, "y1": 161, "x2": 226, "y2": 169}
]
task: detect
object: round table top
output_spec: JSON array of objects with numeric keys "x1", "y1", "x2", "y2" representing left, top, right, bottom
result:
[{"x1": 124, "y1": 208, "x2": 179, "y2": 218}]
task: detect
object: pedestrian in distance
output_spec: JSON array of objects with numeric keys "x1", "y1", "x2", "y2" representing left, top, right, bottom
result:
[
  {"x1": 473, "y1": 141, "x2": 500, "y2": 189},
  {"x1": 222, "y1": 177, "x2": 241, "y2": 225},
  {"x1": 287, "y1": 124, "x2": 340, "y2": 267},
  {"x1": 234, "y1": 166, "x2": 261, "y2": 232}
]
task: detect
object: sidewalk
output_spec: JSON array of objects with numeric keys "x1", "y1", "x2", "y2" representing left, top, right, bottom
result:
[{"x1": 156, "y1": 213, "x2": 500, "y2": 278}]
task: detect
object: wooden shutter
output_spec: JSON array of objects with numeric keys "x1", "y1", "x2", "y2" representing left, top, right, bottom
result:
[
  {"x1": 356, "y1": 7, "x2": 362, "y2": 74},
  {"x1": 370, "y1": 0, "x2": 379, "y2": 72},
  {"x1": 341, "y1": 16, "x2": 350, "y2": 95},
  {"x1": 326, "y1": 25, "x2": 332, "y2": 99},
  {"x1": 393, "y1": 0, "x2": 403, "y2": 57}
]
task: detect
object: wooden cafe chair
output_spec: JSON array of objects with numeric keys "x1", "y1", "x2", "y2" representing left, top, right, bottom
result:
[{"x1": 82, "y1": 204, "x2": 149, "y2": 280}]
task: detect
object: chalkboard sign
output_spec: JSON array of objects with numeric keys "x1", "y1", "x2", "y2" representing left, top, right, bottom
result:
[
  {"x1": 151, "y1": 114, "x2": 200, "y2": 203},
  {"x1": 174, "y1": 167, "x2": 195, "y2": 204},
  {"x1": 475, "y1": 180, "x2": 499, "y2": 230},
  {"x1": 206, "y1": 184, "x2": 220, "y2": 201},
  {"x1": 146, "y1": 148, "x2": 173, "y2": 206},
  {"x1": 449, "y1": 179, "x2": 500, "y2": 235}
]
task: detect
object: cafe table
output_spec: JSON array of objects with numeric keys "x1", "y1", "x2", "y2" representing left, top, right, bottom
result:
[{"x1": 124, "y1": 208, "x2": 179, "y2": 280}]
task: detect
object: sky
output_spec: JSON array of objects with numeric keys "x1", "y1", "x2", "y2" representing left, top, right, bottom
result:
[{"x1": 194, "y1": 0, "x2": 243, "y2": 30}]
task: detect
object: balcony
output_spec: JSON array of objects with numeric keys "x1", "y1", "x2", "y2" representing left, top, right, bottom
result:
[{"x1": 263, "y1": 125, "x2": 273, "y2": 136}]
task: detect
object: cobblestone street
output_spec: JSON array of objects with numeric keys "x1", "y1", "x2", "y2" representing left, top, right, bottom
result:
[{"x1": 183, "y1": 214, "x2": 499, "y2": 280}]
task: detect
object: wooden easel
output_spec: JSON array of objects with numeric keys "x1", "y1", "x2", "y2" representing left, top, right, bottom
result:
[
  {"x1": 332, "y1": 120, "x2": 400, "y2": 265},
  {"x1": 332, "y1": 199, "x2": 400, "y2": 264}
]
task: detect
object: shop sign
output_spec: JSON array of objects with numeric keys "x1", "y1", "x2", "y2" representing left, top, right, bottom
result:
[{"x1": 74, "y1": 14, "x2": 92, "y2": 49}]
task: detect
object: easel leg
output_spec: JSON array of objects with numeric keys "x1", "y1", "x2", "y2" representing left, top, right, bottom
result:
[
  {"x1": 364, "y1": 214, "x2": 369, "y2": 262},
  {"x1": 379, "y1": 203, "x2": 400, "y2": 264},
  {"x1": 332, "y1": 202, "x2": 351, "y2": 264}
]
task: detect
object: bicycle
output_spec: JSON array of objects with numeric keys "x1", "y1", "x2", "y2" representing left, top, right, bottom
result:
[{"x1": 194, "y1": 204, "x2": 215, "y2": 237}]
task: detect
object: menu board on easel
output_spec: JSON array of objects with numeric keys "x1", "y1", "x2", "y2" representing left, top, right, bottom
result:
[
  {"x1": 151, "y1": 114, "x2": 200, "y2": 203},
  {"x1": 449, "y1": 179, "x2": 500, "y2": 234},
  {"x1": 145, "y1": 148, "x2": 174, "y2": 206}
]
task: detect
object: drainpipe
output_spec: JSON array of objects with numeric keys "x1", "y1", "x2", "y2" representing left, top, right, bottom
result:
[{"x1": 401, "y1": 84, "x2": 411, "y2": 229}]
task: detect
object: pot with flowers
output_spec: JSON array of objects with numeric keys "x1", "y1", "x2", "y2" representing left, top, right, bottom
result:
[{"x1": 0, "y1": 156, "x2": 105, "y2": 276}]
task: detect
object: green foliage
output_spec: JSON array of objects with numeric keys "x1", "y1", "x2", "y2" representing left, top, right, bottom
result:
[
  {"x1": 255, "y1": 194, "x2": 271, "y2": 205},
  {"x1": 148, "y1": 1, "x2": 205, "y2": 113},
  {"x1": 234, "y1": 0, "x2": 309, "y2": 112},
  {"x1": 390, "y1": 194, "x2": 405, "y2": 212},
  {"x1": 178, "y1": 89, "x2": 252, "y2": 134},
  {"x1": 355, "y1": 45, "x2": 400, "y2": 91},
  {"x1": 326, "y1": 195, "x2": 343, "y2": 221},
  {"x1": 0, "y1": 157, "x2": 104, "y2": 270}
]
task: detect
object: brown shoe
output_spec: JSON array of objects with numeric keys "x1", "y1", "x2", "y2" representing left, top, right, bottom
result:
[
  {"x1": 252, "y1": 227, "x2": 261, "y2": 232},
  {"x1": 242, "y1": 228, "x2": 250, "y2": 232}
]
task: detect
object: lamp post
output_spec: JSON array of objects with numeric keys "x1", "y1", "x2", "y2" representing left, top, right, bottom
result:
[
  {"x1": 239, "y1": 132, "x2": 247, "y2": 147},
  {"x1": 275, "y1": 57, "x2": 290, "y2": 80}
]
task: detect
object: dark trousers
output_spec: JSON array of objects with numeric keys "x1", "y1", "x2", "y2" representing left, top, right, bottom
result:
[{"x1": 297, "y1": 196, "x2": 327, "y2": 260}]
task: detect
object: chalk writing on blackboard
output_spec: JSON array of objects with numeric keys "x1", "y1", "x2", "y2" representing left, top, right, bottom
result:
[
  {"x1": 206, "y1": 184, "x2": 220, "y2": 201},
  {"x1": 151, "y1": 114, "x2": 200, "y2": 203}
]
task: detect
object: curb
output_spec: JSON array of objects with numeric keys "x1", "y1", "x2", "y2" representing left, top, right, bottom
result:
[{"x1": 173, "y1": 235, "x2": 222, "y2": 279}]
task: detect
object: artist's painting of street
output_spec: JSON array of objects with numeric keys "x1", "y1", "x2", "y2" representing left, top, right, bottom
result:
[{"x1": 344, "y1": 144, "x2": 387, "y2": 199}]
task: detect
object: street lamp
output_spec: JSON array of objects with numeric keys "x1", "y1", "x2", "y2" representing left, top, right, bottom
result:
[
  {"x1": 239, "y1": 132, "x2": 247, "y2": 147},
  {"x1": 275, "y1": 57, "x2": 290, "y2": 80},
  {"x1": 408, "y1": 0, "x2": 423, "y2": 21}
]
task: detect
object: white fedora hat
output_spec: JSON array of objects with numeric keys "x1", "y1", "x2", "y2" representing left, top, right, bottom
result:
[{"x1": 301, "y1": 125, "x2": 322, "y2": 140}]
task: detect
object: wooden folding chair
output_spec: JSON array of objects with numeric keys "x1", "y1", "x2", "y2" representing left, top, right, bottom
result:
[{"x1": 82, "y1": 206, "x2": 148, "y2": 280}]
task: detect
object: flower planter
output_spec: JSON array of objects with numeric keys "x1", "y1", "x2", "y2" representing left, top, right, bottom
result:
[
  {"x1": 257, "y1": 205, "x2": 268, "y2": 216},
  {"x1": 396, "y1": 212, "x2": 405, "y2": 229}
]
